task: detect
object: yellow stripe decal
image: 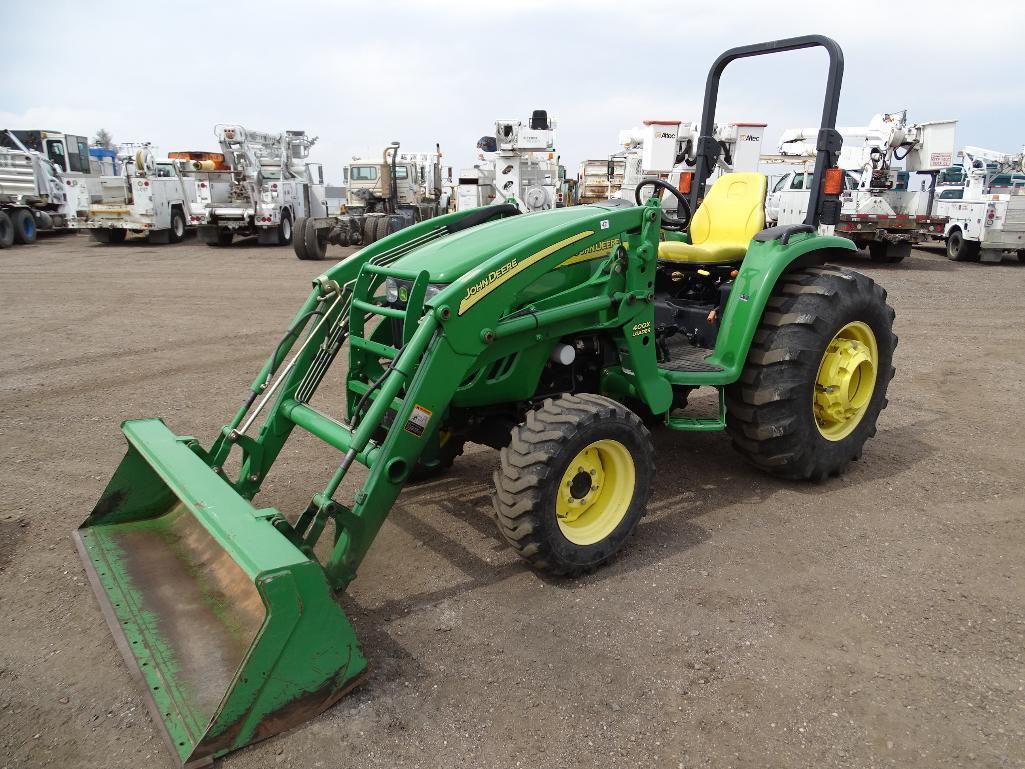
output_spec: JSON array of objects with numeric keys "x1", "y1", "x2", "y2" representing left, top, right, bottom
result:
[{"x1": 458, "y1": 230, "x2": 594, "y2": 315}]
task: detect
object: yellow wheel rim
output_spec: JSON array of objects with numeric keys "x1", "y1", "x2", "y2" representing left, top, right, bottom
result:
[
  {"x1": 813, "y1": 321, "x2": 879, "y2": 441},
  {"x1": 555, "y1": 439, "x2": 635, "y2": 546}
]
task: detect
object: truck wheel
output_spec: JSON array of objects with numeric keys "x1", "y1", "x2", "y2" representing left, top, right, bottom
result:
[
  {"x1": 90, "y1": 229, "x2": 127, "y2": 244},
  {"x1": 0, "y1": 211, "x2": 13, "y2": 248},
  {"x1": 362, "y1": 217, "x2": 377, "y2": 245},
  {"x1": 292, "y1": 217, "x2": 310, "y2": 259},
  {"x1": 10, "y1": 209, "x2": 37, "y2": 244},
  {"x1": 373, "y1": 216, "x2": 391, "y2": 242},
  {"x1": 725, "y1": 265, "x2": 897, "y2": 481},
  {"x1": 946, "y1": 229, "x2": 980, "y2": 262},
  {"x1": 303, "y1": 217, "x2": 328, "y2": 260},
  {"x1": 493, "y1": 393, "x2": 654, "y2": 575},
  {"x1": 278, "y1": 211, "x2": 293, "y2": 246},
  {"x1": 168, "y1": 208, "x2": 186, "y2": 244},
  {"x1": 1018, "y1": 250, "x2": 1025, "y2": 263}
]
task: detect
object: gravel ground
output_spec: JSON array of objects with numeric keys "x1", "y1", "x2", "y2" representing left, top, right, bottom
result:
[{"x1": 0, "y1": 232, "x2": 1022, "y2": 769}]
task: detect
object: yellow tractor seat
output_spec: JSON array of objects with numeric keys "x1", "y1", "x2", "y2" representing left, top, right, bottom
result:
[{"x1": 658, "y1": 172, "x2": 767, "y2": 264}]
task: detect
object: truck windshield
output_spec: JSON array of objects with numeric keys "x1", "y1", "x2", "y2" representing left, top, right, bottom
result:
[
  {"x1": 350, "y1": 166, "x2": 378, "y2": 181},
  {"x1": 394, "y1": 166, "x2": 408, "y2": 179},
  {"x1": 937, "y1": 166, "x2": 965, "y2": 186}
]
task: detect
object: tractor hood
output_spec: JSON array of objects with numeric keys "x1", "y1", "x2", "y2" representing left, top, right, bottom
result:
[{"x1": 390, "y1": 204, "x2": 625, "y2": 283}]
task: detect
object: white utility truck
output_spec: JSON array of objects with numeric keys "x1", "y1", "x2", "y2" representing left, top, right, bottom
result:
[
  {"x1": 766, "y1": 112, "x2": 956, "y2": 262},
  {"x1": 456, "y1": 110, "x2": 560, "y2": 213},
  {"x1": 0, "y1": 129, "x2": 91, "y2": 248},
  {"x1": 294, "y1": 142, "x2": 447, "y2": 260},
  {"x1": 196, "y1": 125, "x2": 333, "y2": 247},
  {"x1": 82, "y1": 146, "x2": 207, "y2": 244},
  {"x1": 928, "y1": 146, "x2": 1025, "y2": 262},
  {"x1": 613, "y1": 119, "x2": 766, "y2": 204}
]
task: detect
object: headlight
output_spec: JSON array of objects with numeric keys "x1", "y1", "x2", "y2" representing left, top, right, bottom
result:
[{"x1": 384, "y1": 278, "x2": 399, "y2": 303}]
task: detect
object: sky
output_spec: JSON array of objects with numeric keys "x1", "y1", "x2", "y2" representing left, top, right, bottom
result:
[{"x1": 3, "y1": 0, "x2": 1024, "y2": 184}]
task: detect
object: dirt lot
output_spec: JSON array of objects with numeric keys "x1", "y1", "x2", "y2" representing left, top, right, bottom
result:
[{"x1": 0, "y1": 232, "x2": 1023, "y2": 769}]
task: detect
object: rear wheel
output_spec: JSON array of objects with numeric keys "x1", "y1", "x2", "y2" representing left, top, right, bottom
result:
[
  {"x1": 278, "y1": 210, "x2": 293, "y2": 245},
  {"x1": 1017, "y1": 250, "x2": 1025, "y2": 263},
  {"x1": 303, "y1": 217, "x2": 328, "y2": 260},
  {"x1": 946, "y1": 229, "x2": 980, "y2": 262},
  {"x1": 362, "y1": 216, "x2": 377, "y2": 245},
  {"x1": 168, "y1": 208, "x2": 186, "y2": 243},
  {"x1": 0, "y1": 211, "x2": 13, "y2": 248},
  {"x1": 10, "y1": 209, "x2": 36, "y2": 244},
  {"x1": 293, "y1": 216, "x2": 310, "y2": 259},
  {"x1": 725, "y1": 265, "x2": 897, "y2": 481},
  {"x1": 90, "y1": 228, "x2": 127, "y2": 244},
  {"x1": 493, "y1": 394, "x2": 653, "y2": 575}
]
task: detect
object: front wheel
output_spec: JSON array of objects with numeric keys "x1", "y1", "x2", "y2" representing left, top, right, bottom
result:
[
  {"x1": 0, "y1": 211, "x2": 13, "y2": 248},
  {"x1": 278, "y1": 211, "x2": 293, "y2": 246},
  {"x1": 493, "y1": 394, "x2": 654, "y2": 575},
  {"x1": 725, "y1": 265, "x2": 897, "y2": 481}
]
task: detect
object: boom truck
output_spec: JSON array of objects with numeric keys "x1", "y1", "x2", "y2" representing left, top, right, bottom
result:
[
  {"x1": 0, "y1": 129, "x2": 91, "y2": 248},
  {"x1": 75, "y1": 36, "x2": 896, "y2": 766},
  {"x1": 82, "y1": 145, "x2": 208, "y2": 244},
  {"x1": 928, "y1": 146, "x2": 1025, "y2": 262},
  {"x1": 456, "y1": 110, "x2": 560, "y2": 212},
  {"x1": 615, "y1": 119, "x2": 766, "y2": 204},
  {"x1": 294, "y1": 142, "x2": 446, "y2": 260},
  {"x1": 766, "y1": 111, "x2": 956, "y2": 262},
  {"x1": 196, "y1": 125, "x2": 334, "y2": 247}
]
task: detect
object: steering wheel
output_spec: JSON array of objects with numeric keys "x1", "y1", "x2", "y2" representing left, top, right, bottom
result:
[{"x1": 635, "y1": 178, "x2": 692, "y2": 231}]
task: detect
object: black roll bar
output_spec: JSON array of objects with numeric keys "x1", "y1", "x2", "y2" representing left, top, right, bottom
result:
[{"x1": 688, "y1": 35, "x2": 845, "y2": 227}]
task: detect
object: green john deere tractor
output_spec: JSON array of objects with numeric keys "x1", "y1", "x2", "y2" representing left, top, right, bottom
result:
[{"x1": 75, "y1": 35, "x2": 895, "y2": 766}]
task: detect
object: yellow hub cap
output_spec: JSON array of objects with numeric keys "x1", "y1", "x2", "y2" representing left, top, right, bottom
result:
[
  {"x1": 556, "y1": 439, "x2": 635, "y2": 546},
  {"x1": 813, "y1": 321, "x2": 879, "y2": 441}
]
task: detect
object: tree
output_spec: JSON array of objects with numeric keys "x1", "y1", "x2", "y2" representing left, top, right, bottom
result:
[{"x1": 93, "y1": 128, "x2": 114, "y2": 150}]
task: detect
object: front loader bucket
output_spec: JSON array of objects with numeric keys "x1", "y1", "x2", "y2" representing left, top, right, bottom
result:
[{"x1": 74, "y1": 418, "x2": 367, "y2": 767}]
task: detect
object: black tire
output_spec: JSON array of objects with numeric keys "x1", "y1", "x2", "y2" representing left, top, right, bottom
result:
[
  {"x1": 362, "y1": 216, "x2": 377, "y2": 245},
  {"x1": 90, "y1": 228, "x2": 127, "y2": 244},
  {"x1": 10, "y1": 209, "x2": 37, "y2": 244},
  {"x1": 373, "y1": 216, "x2": 391, "y2": 242},
  {"x1": 408, "y1": 433, "x2": 466, "y2": 482},
  {"x1": 293, "y1": 216, "x2": 310, "y2": 259},
  {"x1": 168, "y1": 208, "x2": 186, "y2": 244},
  {"x1": 1017, "y1": 250, "x2": 1025, "y2": 263},
  {"x1": 207, "y1": 229, "x2": 233, "y2": 247},
  {"x1": 946, "y1": 229, "x2": 980, "y2": 262},
  {"x1": 0, "y1": 211, "x2": 13, "y2": 248},
  {"x1": 725, "y1": 265, "x2": 897, "y2": 481},
  {"x1": 303, "y1": 217, "x2": 327, "y2": 260},
  {"x1": 493, "y1": 393, "x2": 654, "y2": 575},
  {"x1": 868, "y1": 241, "x2": 908, "y2": 263},
  {"x1": 278, "y1": 210, "x2": 293, "y2": 246}
]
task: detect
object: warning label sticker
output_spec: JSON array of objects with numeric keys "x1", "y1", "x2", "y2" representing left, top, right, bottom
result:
[{"x1": 403, "y1": 404, "x2": 432, "y2": 438}]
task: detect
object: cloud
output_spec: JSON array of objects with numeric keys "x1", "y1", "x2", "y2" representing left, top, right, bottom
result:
[{"x1": 2, "y1": 0, "x2": 1023, "y2": 179}]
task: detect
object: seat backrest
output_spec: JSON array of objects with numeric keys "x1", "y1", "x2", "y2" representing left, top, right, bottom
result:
[{"x1": 689, "y1": 172, "x2": 767, "y2": 247}]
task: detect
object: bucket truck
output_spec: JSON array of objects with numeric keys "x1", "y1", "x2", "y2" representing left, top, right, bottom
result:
[
  {"x1": 455, "y1": 110, "x2": 560, "y2": 213},
  {"x1": 927, "y1": 146, "x2": 1025, "y2": 262},
  {"x1": 293, "y1": 143, "x2": 447, "y2": 260},
  {"x1": 613, "y1": 119, "x2": 767, "y2": 204},
  {"x1": 195, "y1": 125, "x2": 335, "y2": 247},
  {"x1": 81, "y1": 146, "x2": 209, "y2": 244},
  {"x1": 765, "y1": 112, "x2": 956, "y2": 262}
]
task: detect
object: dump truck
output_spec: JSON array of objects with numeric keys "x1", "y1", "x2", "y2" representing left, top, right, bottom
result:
[
  {"x1": 82, "y1": 147, "x2": 208, "y2": 244},
  {"x1": 0, "y1": 129, "x2": 88, "y2": 247},
  {"x1": 766, "y1": 111, "x2": 956, "y2": 262},
  {"x1": 456, "y1": 111, "x2": 560, "y2": 212},
  {"x1": 294, "y1": 142, "x2": 446, "y2": 260},
  {"x1": 196, "y1": 125, "x2": 334, "y2": 247},
  {"x1": 76, "y1": 35, "x2": 896, "y2": 766},
  {"x1": 927, "y1": 145, "x2": 1025, "y2": 262}
]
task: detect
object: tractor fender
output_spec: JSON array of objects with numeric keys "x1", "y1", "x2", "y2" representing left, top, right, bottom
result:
[{"x1": 705, "y1": 233, "x2": 855, "y2": 380}]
